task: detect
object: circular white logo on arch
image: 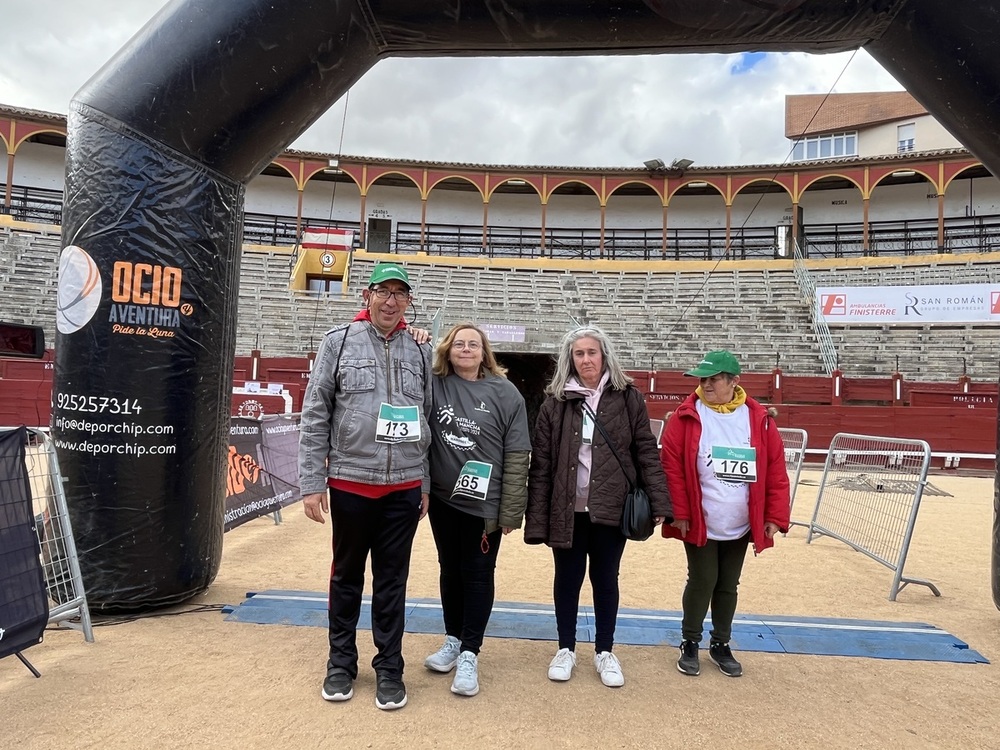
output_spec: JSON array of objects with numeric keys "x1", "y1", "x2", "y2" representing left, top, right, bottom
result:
[{"x1": 56, "y1": 245, "x2": 103, "y2": 334}]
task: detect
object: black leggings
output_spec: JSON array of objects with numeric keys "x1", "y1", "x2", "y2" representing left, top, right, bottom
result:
[
  {"x1": 552, "y1": 512, "x2": 628, "y2": 654},
  {"x1": 428, "y1": 497, "x2": 503, "y2": 655}
]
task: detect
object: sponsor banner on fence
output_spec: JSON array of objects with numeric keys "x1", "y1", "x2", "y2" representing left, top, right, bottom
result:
[
  {"x1": 224, "y1": 415, "x2": 301, "y2": 532},
  {"x1": 259, "y1": 414, "x2": 300, "y2": 510},
  {"x1": 817, "y1": 284, "x2": 1000, "y2": 324}
]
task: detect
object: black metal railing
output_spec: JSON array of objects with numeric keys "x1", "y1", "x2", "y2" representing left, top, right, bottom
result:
[
  {"x1": 804, "y1": 214, "x2": 1000, "y2": 258},
  {"x1": 392, "y1": 222, "x2": 779, "y2": 261},
  {"x1": 5, "y1": 183, "x2": 1000, "y2": 262},
  {"x1": 0, "y1": 185, "x2": 63, "y2": 225},
  {"x1": 243, "y1": 213, "x2": 360, "y2": 248}
]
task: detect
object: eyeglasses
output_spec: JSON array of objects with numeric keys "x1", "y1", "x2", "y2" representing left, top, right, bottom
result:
[
  {"x1": 451, "y1": 340, "x2": 482, "y2": 351},
  {"x1": 371, "y1": 288, "x2": 411, "y2": 302}
]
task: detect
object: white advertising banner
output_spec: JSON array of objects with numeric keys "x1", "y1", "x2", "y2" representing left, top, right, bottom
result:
[{"x1": 816, "y1": 284, "x2": 1000, "y2": 324}]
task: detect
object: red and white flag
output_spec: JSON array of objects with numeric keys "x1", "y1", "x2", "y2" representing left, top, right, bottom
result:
[{"x1": 301, "y1": 227, "x2": 354, "y2": 249}]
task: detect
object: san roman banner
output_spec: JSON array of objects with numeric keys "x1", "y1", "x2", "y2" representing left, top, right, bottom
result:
[{"x1": 816, "y1": 284, "x2": 1000, "y2": 324}]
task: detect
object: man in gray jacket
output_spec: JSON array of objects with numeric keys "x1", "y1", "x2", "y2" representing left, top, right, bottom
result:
[{"x1": 298, "y1": 261, "x2": 432, "y2": 711}]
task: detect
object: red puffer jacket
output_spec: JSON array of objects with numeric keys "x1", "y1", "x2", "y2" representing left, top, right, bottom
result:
[{"x1": 659, "y1": 392, "x2": 790, "y2": 553}]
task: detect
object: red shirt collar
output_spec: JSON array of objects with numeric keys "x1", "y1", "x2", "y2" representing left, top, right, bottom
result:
[{"x1": 354, "y1": 308, "x2": 409, "y2": 334}]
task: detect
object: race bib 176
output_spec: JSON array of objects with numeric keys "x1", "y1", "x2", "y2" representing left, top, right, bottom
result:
[{"x1": 711, "y1": 445, "x2": 757, "y2": 482}]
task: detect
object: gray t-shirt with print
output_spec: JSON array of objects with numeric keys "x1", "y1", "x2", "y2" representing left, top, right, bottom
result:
[{"x1": 429, "y1": 372, "x2": 531, "y2": 519}]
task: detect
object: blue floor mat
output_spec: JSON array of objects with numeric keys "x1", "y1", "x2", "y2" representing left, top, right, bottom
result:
[{"x1": 222, "y1": 589, "x2": 988, "y2": 664}]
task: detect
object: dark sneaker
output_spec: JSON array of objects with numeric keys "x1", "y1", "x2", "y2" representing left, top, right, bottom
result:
[
  {"x1": 677, "y1": 640, "x2": 700, "y2": 676},
  {"x1": 375, "y1": 674, "x2": 408, "y2": 710},
  {"x1": 709, "y1": 642, "x2": 743, "y2": 677},
  {"x1": 321, "y1": 669, "x2": 354, "y2": 701}
]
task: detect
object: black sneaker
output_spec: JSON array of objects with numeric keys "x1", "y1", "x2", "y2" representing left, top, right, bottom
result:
[
  {"x1": 676, "y1": 640, "x2": 700, "y2": 676},
  {"x1": 375, "y1": 674, "x2": 408, "y2": 710},
  {"x1": 709, "y1": 642, "x2": 743, "y2": 677},
  {"x1": 322, "y1": 668, "x2": 354, "y2": 701}
]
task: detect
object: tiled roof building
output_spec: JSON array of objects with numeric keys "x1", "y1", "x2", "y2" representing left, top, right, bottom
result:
[
  {"x1": 785, "y1": 92, "x2": 928, "y2": 138},
  {"x1": 786, "y1": 92, "x2": 960, "y2": 160}
]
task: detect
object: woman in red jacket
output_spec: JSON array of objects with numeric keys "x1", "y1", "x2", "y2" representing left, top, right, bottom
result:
[{"x1": 660, "y1": 350, "x2": 790, "y2": 678}]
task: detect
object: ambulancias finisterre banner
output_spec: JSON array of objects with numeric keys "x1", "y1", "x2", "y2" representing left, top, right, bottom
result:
[{"x1": 817, "y1": 284, "x2": 1000, "y2": 324}]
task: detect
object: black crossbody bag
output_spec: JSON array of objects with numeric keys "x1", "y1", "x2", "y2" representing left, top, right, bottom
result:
[{"x1": 582, "y1": 401, "x2": 655, "y2": 541}]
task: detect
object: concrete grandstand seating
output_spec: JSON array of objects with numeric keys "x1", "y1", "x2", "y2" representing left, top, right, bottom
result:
[
  {"x1": 553, "y1": 265, "x2": 824, "y2": 374},
  {"x1": 238, "y1": 249, "x2": 362, "y2": 353},
  {"x1": 3, "y1": 224, "x2": 999, "y2": 382},
  {"x1": 0, "y1": 228, "x2": 61, "y2": 343},
  {"x1": 809, "y1": 257, "x2": 1000, "y2": 286},
  {"x1": 809, "y1": 255, "x2": 1000, "y2": 380}
]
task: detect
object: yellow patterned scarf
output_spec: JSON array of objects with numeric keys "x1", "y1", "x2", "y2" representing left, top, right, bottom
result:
[{"x1": 695, "y1": 384, "x2": 747, "y2": 414}]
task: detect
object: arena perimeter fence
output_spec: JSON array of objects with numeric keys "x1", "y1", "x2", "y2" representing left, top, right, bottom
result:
[
  {"x1": 20, "y1": 427, "x2": 94, "y2": 642},
  {"x1": 807, "y1": 432, "x2": 939, "y2": 601},
  {"x1": 778, "y1": 427, "x2": 809, "y2": 528}
]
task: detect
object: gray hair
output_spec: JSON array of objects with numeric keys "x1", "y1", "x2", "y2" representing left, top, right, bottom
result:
[{"x1": 545, "y1": 325, "x2": 633, "y2": 398}]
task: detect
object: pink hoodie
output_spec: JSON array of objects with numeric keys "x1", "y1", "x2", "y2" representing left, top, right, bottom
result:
[{"x1": 564, "y1": 371, "x2": 610, "y2": 511}]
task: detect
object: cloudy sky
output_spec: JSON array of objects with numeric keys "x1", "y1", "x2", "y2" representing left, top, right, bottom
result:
[{"x1": 0, "y1": 0, "x2": 905, "y2": 169}]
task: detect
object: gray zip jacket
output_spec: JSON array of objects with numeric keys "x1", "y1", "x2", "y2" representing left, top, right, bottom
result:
[{"x1": 298, "y1": 319, "x2": 432, "y2": 495}]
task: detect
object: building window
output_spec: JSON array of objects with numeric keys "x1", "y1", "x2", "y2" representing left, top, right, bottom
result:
[
  {"x1": 307, "y1": 276, "x2": 340, "y2": 294},
  {"x1": 897, "y1": 123, "x2": 916, "y2": 153},
  {"x1": 791, "y1": 131, "x2": 858, "y2": 161}
]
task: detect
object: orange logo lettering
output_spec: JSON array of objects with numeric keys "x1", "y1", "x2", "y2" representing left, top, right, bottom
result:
[{"x1": 111, "y1": 261, "x2": 183, "y2": 307}]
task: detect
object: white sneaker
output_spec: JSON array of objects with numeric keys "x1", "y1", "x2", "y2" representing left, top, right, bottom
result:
[
  {"x1": 547, "y1": 648, "x2": 577, "y2": 681},
  {"x1": 594, "y1": 651, "x2": 625, "y2": 687},
  {"x1": 425, "y1": 635, "x2": 461, "y2": 673},
  {"x1": 451, "y1": 651, "x2": 480, "y2": 696}
]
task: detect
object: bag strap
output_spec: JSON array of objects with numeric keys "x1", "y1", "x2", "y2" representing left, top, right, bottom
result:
[
  {"x1": 332, "y1": 322, "x2": 351, "y2": 386},
  {"x1": 582, "y1": 401, "x2": 636, "y2": 490}
]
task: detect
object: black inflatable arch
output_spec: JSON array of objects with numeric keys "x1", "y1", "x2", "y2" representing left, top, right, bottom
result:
[{"x1": 52, "y1": 0, "x2": 1000, "y2": 610}]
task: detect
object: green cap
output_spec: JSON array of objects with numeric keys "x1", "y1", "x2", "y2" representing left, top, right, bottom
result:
[
  {"x1": 685, "y1": 350, "x2": 741, "y2": 377},
  {"x1": 368, "y1": 262, "x2": 411, "y2": 288}
]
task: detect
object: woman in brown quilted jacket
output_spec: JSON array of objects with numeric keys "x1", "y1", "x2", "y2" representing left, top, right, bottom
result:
[{"x1": 525, "y1": 326, "x2": 672, "y2": 688}]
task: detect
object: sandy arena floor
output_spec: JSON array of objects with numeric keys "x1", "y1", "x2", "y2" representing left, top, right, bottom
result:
[{"x1": 3, "y1": 469, "x2": 999, "y2": 750}]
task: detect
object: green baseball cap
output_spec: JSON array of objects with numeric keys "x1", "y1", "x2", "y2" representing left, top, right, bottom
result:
[
  {"x1": 368, "y1": 262, "x2": 411, "y2": 288},
  {"x1": 685, "y1": 350, "x2": 741, "y2": 377}
]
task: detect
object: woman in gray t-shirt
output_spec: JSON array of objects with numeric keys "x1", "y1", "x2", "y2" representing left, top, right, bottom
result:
[{"x1": 422, "y1": 323, "x2": 531, "y2": 699}]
